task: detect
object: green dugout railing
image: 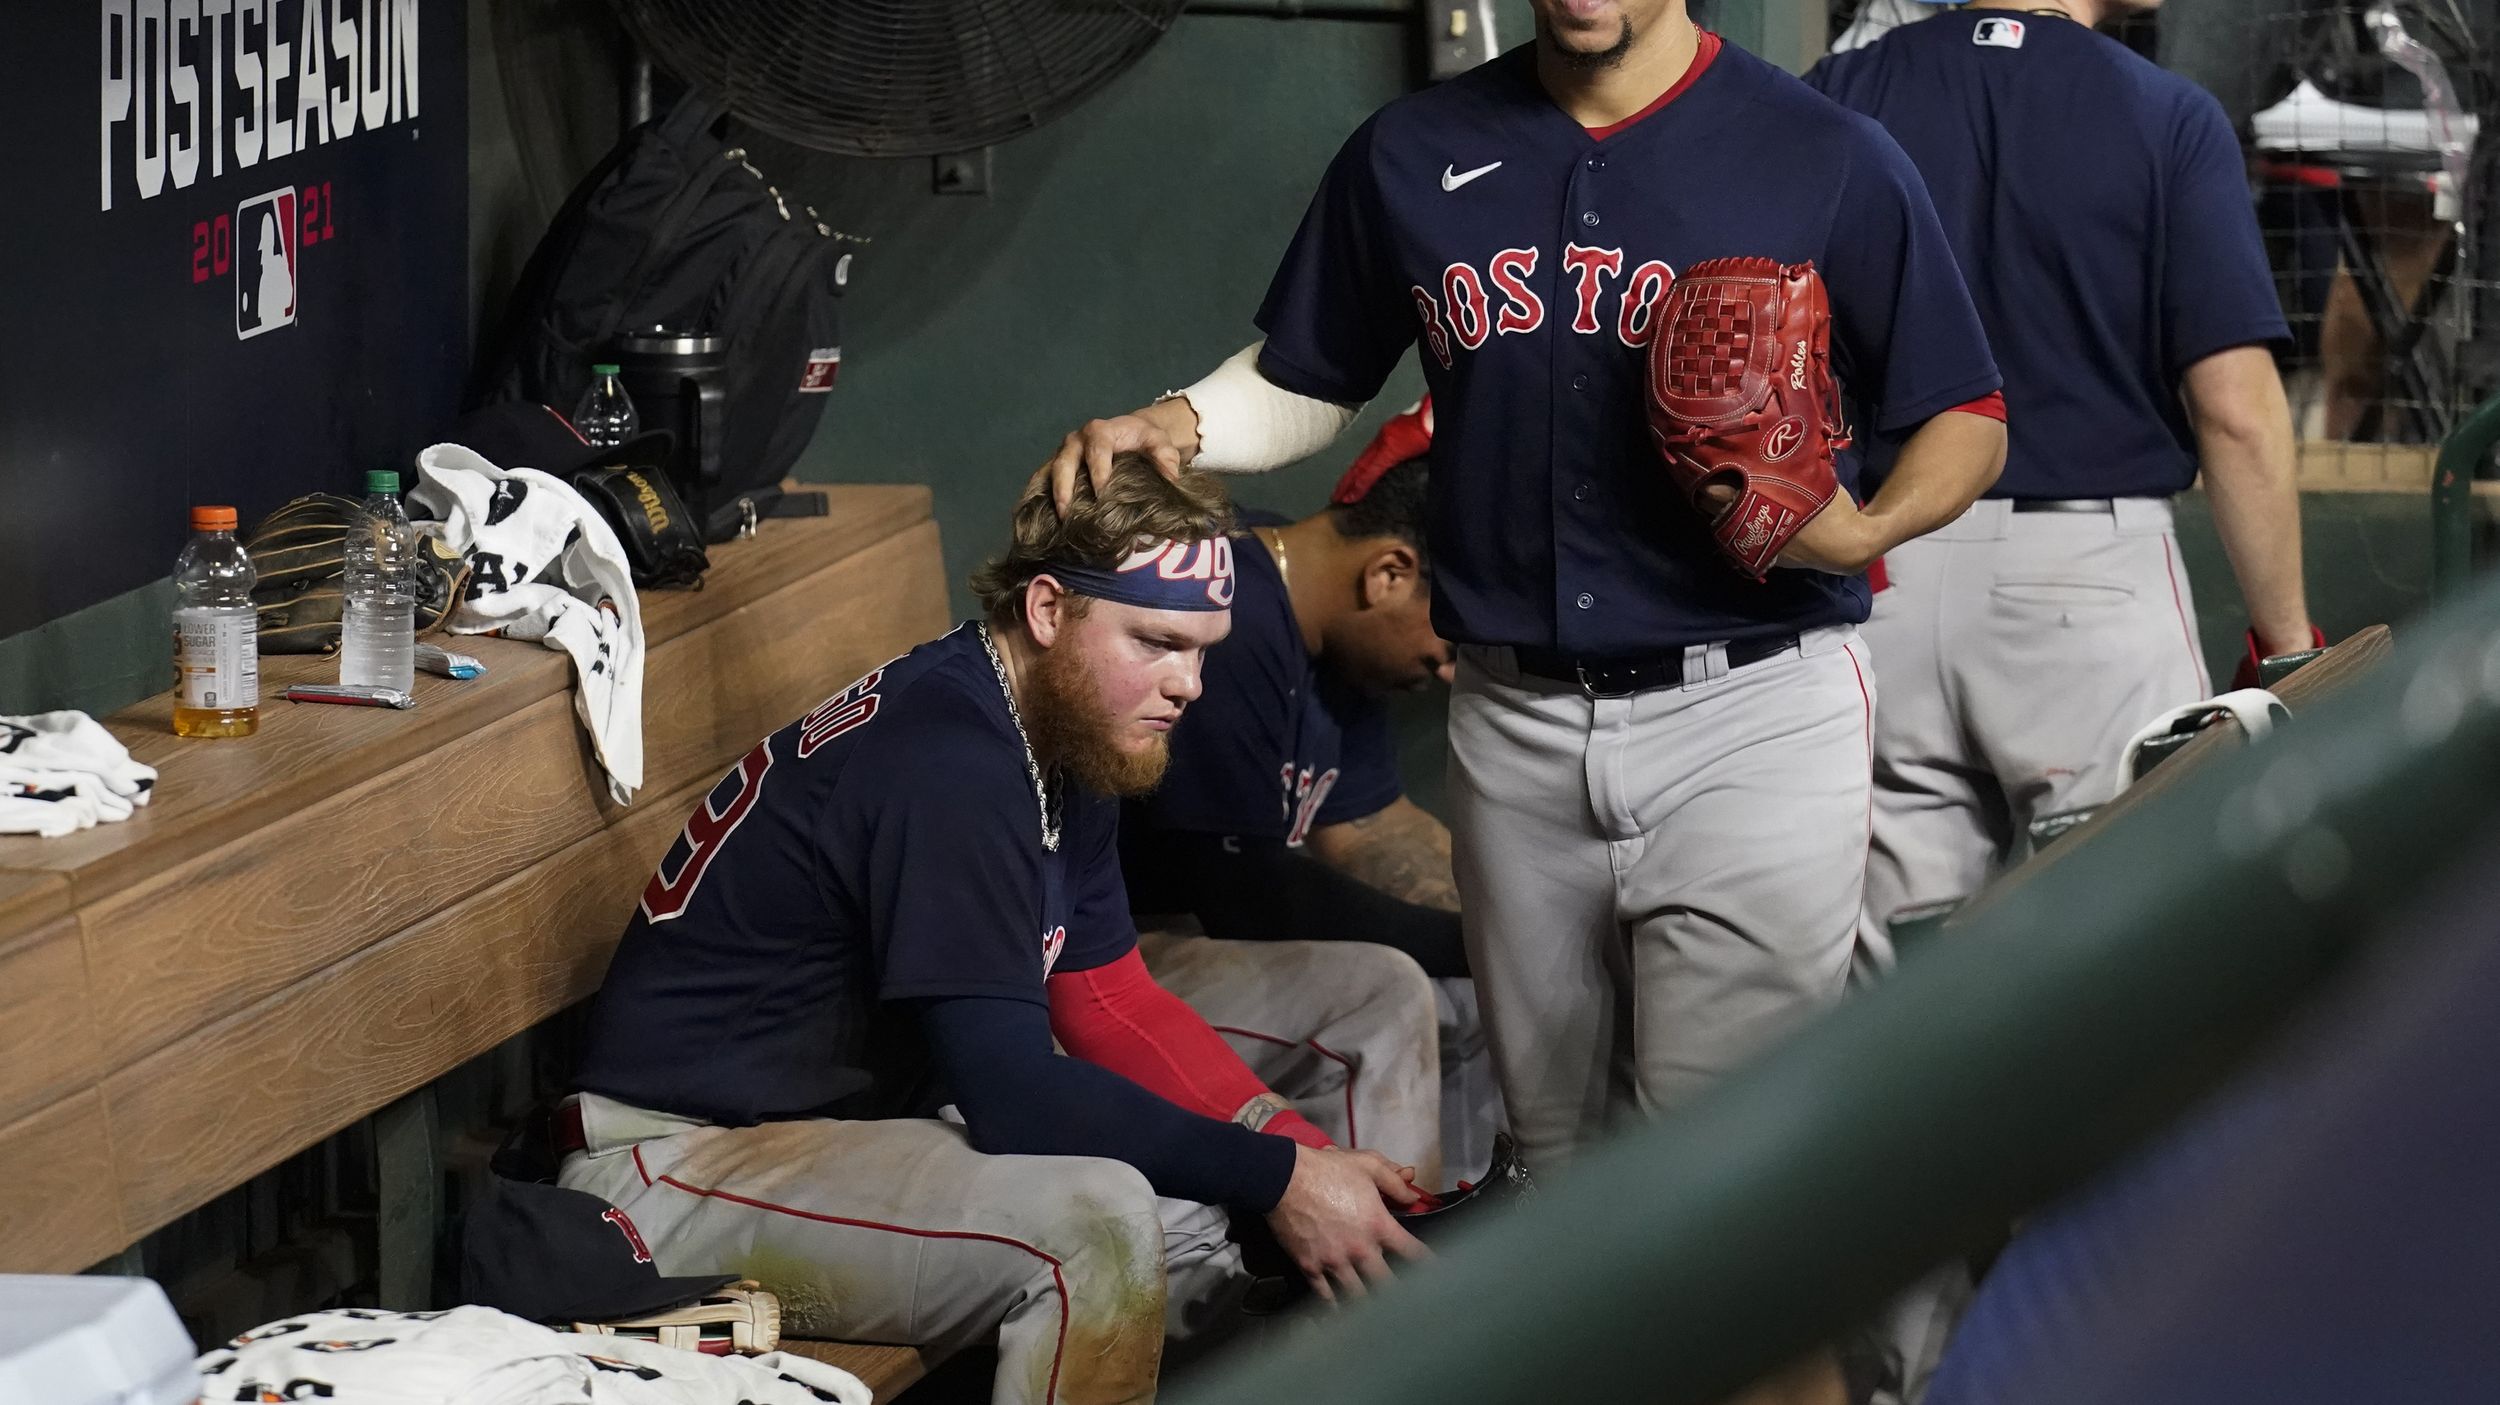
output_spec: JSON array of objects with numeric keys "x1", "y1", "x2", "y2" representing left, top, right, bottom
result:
[
  {"x1": 2431, "y1": 392, "x2": 2500, "y2": 599},
  {"x1": 1180, "y1": 568, "x2": 2500, "y2": 1405}
]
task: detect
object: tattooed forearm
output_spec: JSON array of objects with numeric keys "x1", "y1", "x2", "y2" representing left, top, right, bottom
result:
[{"x1": 1308, "y1": 798, "x2": 1460, "y2": 911}]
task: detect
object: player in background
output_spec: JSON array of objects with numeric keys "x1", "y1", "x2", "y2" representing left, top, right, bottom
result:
[
  {"x1": 559, "y1": 455, "x2": 1423, "y2": 1405},
  {"x1": 1808, "y1": 4, "x2": 2311, "y2": 1398},
  {"x1": 1125, "y1": 400, "x2": 1503, "y2": 1183},
  {"x1": 1806, "y1": 9, "x2": 2310, "y2": 962}
]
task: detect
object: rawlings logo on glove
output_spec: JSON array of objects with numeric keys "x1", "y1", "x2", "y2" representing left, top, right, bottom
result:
[{"x1": 1644, "y1": 256, "x2": 1852, "y2": 579}]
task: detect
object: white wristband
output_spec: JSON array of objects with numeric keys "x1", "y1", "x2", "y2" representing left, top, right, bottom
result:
[{"x1": 1169, "y1": 341, "x2": 1363, "y2": 474}]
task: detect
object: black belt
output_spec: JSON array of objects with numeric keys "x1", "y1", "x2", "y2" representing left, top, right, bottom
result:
[
  {"x1": 1513, "y1": 633, "x2": 1799, "y2": 698},
  {"x1": 2009, "y1": 498, "x2": 2114, "y2": 514}
]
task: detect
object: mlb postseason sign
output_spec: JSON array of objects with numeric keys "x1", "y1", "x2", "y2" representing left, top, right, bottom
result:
[{"x1": 0, "y1": 2, "x2": 465, "y2": 638}]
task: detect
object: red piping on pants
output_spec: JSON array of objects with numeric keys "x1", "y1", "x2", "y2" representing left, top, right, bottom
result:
[
  {"x1": 1846, "y1": 639, "x2": 1877, "y2": 891},
  {"x1": 2159, "y1": 534, "x2": 2210, "y2": 693},
  {"x1": 648, "y1": 1169, "x2": 1076, "y2": 1403},
  {"x1": 1212, "y1": 1026, "x2": 1360, "y2": 1149}
]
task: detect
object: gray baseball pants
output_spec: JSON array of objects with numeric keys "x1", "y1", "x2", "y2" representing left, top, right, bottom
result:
[
  {"x1": 1857, "y1": 497, "x2": 2207, "y2": 1405},
  {"x1": 558, "y1": 1093, "x2": 1252, "y2": 1405},
  {"x1": 1445, "y1": 624, "x2": 1875, "y2": 1173}
]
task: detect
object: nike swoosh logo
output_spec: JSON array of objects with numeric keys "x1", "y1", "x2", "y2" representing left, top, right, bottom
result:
[{"x1": 1441, "y1": 161, "x2": 1502, "y2": 192}]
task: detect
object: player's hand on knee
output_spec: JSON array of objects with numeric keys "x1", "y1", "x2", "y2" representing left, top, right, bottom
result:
[
  {"x1": 1266, "y1": 1145, "x2": 1430, "y2": 1302},
  {"x1": 1042, "y1": 412, "x2": 1185, "y2": 515}
]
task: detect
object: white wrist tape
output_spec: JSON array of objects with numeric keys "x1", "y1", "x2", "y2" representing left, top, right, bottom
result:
[{"x1": 1169, "y1": 341, "x2": 1363, "y2": 473}]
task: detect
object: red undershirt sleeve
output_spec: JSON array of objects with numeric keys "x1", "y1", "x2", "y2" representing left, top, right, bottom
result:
[{"x1": 1047, "y1": 948, "x2": 1334, "y2": 1149}]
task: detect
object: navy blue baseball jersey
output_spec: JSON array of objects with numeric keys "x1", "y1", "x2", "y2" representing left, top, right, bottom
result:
[
  {"x1": 574, "y1": 624, "x2": 1138, "y2": 1128},
  {"x1": 1254, "y1": 35, "x2": 2001, "y2": 656},
  {"x1": 1807, "y1": 12, "x2": 2291, "y2": 500},
  {"x1": 1124, "y1": 513, "x2": 1403, "y2": 848}
]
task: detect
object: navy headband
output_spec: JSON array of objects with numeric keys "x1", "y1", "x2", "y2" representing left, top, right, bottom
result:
[{"x1": 1043, "y1": 537, "x2": 1236, "y2": 611}]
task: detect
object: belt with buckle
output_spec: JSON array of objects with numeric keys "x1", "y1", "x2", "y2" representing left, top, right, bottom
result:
[
  {"x1": 2009, "y1": 498, "x2": 2115, "y2": 514},
  {"x1": 1513, "y1": 633, "x2": 1799, "y2": 698}
]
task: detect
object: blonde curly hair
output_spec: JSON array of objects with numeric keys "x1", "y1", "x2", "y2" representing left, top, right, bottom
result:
[{"x1": 971, "y1": 452, "x2": 1235, "y2": 627}]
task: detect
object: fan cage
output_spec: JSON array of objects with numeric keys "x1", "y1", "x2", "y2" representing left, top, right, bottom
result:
[{"x1": 612, "y1": 0, "x2": 1189, "y2": 159}]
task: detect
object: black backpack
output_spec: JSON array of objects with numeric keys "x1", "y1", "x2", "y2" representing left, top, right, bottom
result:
[{"x1": 472, "y1": 94, "x2": 848, "y2": 539}]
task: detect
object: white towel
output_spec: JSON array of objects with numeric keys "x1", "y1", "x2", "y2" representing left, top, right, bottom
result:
[
  {"x1": 198, "y1": 1304, "x2": 870, "y2": 1405},
  {"x1": 0, "y1": 712, "x2": 156, "y2": 838},
  {"x1": 413, "y1": 444, "x2": 646, "y2": 805}
]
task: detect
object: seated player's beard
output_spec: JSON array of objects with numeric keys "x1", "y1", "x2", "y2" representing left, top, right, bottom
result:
[{"x1": 1026, "y1": 639, "x2": 1172, "y2": 798}]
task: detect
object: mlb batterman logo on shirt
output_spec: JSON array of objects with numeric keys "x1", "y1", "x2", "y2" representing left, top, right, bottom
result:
[{"x1": 1973, "y1": 17, "x2": 2026, "y2": 48}]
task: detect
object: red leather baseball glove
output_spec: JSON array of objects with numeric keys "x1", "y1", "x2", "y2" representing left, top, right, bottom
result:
[{"x1": 1644, "y1": 257, "x2": 1851, "y2": 579}]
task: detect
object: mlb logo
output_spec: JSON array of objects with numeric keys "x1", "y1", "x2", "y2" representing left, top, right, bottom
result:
[
  {"x1": 1972, "y1": 17, "x2": 2026, "y2": 48},
  {"x1": 235, "y1": 187, "x2": 298, "y2": 340}
]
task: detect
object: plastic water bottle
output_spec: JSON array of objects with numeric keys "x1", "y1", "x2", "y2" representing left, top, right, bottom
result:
[
  {"x1": 573, "y1": 363, "x2": 640, "y2": 448},
  {"x1": 340, "y1": 469, "x2": 418, "y2": 693},
  {"x1": 172, "y1": 506, "x2": 261, "y2": 738}
]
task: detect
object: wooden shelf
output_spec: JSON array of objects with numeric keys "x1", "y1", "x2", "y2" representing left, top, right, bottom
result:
[
  {"x1": 0, "y1": 485, "x2": 951, "y2": 1273},
  {"x1": 2294, "y1": 441, "x2": 2500, "y2": 496}
]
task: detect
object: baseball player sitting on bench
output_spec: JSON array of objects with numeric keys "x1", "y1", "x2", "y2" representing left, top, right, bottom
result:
[
  {"x1": 556, "y1": 452, "x2": 1425, "y2": 1404},
  {"x1": 1123, "y1": 399, "x2": 1501, "y2": 1184}
]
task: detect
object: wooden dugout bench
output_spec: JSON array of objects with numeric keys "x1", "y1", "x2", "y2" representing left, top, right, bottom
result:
[{"x1": 0, "y1": 485, "x2": 946, "y2": 1398}]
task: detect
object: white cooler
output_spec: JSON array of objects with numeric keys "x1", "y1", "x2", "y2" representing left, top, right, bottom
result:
[{"x1": 0, "y1": 1276, "x2": 198, "y2": 1405}]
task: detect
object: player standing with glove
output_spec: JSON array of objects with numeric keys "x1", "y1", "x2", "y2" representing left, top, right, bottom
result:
[{"x1": 1044, "y1": 0, "x2": 2007, "y2": 1181}]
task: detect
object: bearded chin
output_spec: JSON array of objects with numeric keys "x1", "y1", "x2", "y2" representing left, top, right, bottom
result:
[
  {"x1": 1027, "y1": 643, "x2": 1173, "y2": 799},
  {"x1": 1542, "y1": 15, "x2": 1635, "y2": 70}
]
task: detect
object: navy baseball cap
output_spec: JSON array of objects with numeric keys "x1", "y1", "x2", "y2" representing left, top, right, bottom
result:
[
  {"x1": 453, "y1": 401, "x2": 675, "y2": 481},
  {"x1": 460, "y1": 1174, "x2": 736, "y2": 1322}
]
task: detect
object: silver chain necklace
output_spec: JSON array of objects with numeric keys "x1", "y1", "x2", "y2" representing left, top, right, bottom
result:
[{"x1": 977, "y1": 622, "x2": 1061, "y2": 852}]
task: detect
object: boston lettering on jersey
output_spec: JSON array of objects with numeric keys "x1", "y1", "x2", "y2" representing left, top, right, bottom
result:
[
  {"x1": 1807, "y1": 14, "x2": 2288, "y2": 500},
  {"x1": 1255, "y1": 37, "x2": 2000, "y2": 656},
  {"x1": 578, "y1": 624, "x2": 1140, "y2": 1127},
  {"x1": 1412, "y1": 244, "x2": 1676, "y2": 367}
]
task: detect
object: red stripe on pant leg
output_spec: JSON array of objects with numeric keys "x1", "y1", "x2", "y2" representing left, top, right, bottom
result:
[
  {"x1": 2159, "y1": 534, "x2": 2210, "y2": 694},
  {"x1": 1847, "y1": 640, "x2": 1878, "y2": 924},
  {"x1": 1213, "y1": 1026, "x2": 1362, "y2": 1150},
  {"x1": 651, "y1": 1174, "x2": 1072, "y2": 1404}
]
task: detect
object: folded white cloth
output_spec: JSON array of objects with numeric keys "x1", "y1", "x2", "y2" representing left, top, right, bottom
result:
[
  {"x1": 198, "y1": 1304, "x2": 869, "y2": 1405},
  {"x1": 412, "y1": 444, "x2": 646, "y2": 805},
  {"x1": 0, "y1": 712, "x2": 156, "y2": 838}
]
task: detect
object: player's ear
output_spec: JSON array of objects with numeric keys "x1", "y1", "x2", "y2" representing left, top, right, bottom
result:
[
  {"x1": 1025, "y1": 575, "x2": 1074, "y2": 648},
  {"x1": 1360, "y1": 543, "x2": 1422, "y2": 609}
]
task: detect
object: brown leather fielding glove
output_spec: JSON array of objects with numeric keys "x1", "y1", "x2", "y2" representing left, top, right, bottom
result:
[
  {"x1": 1644, "y1": 257, "x2": 1852, "y2": 579},
  {"x1": 245, "y1": 493, "x2": 470, "y2": 653}
]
